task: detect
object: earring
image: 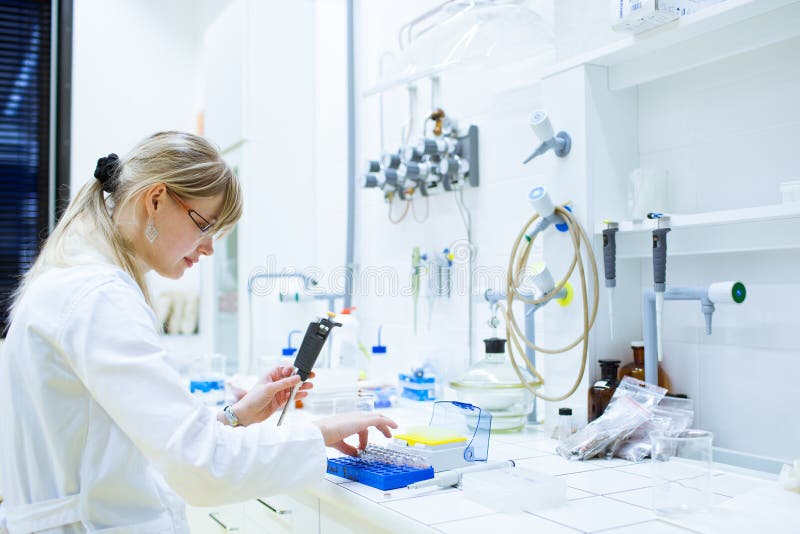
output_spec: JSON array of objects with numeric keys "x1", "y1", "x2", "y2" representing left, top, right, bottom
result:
[{"x1": 145, "y1": 216, "x2": 158, "y2": 243}]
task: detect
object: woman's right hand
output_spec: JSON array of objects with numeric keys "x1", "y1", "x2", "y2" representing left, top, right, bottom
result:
[{"x1": 313, "y1": 413, "x2": 398, "y2": 456}]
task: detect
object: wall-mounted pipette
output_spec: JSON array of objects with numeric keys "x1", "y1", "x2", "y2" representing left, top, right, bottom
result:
[
  {"x1": 277, "y1": 313, "x2": 342, "y2": 426},
  {"x1": 651, "y1": 214, "x2": 671, "y2": 363},
  {"x1": 602, "y1": 221, "x2": 619, "y2": 339}
]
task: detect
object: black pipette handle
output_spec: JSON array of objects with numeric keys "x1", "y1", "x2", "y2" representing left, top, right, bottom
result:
[
  {"x1": 293, "y1": 316, "x2": 342, "y2": 381},
  {"x1": 652, "y1": 227, "x2": 670, "y2": 291},
  {"x1": 602, "y1": 226, "x2": 618, "y2": 288}
]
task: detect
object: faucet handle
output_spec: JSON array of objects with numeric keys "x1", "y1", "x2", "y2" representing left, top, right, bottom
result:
[
  {"x1": 529, "y1": 110, "x2": 555, "y2": 142},
  {"x1": 708, "y1": 281, "x2": 746, "y2": 304}
]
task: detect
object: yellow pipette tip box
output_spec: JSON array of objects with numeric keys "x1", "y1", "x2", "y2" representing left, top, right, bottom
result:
[{"x1": 394, "y1": 426, "x2": 467, "y2": 447}]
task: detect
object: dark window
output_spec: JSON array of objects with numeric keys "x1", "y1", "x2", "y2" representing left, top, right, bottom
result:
[{"x1": 0, "y1": 0, "x2": 70, "y2": 334}]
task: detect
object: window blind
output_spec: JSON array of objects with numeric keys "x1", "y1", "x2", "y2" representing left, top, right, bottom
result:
[{"x1": 0, "y1": 0, "x2": 52, "y2": 332}]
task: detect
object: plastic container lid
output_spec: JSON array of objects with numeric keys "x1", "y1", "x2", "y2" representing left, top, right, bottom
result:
[
  {"x1": 483, "y1": 337, "x2": 506, "y2": 354},
  {"x1": 630, "y1": 341, "x2": 644, "y2": 348}
]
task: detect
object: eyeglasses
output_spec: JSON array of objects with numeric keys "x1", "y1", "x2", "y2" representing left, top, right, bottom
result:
[{"x1": 166, "y1": 189, "x2": 214, "y2": 233}]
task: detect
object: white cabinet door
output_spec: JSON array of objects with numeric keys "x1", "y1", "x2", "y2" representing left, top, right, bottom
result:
[
  {"x1": 203, "y1": 0, "x2": 246, "y2": 152},
  {"x1": 187, "y1": 503, "x2": 245, "y2": 533},
  {"x1": 319, "y1": 501, "x2": 360, "y2": 534},
  {"x1": 243, "y1": 493, "x2": 320, "y2": 533}
]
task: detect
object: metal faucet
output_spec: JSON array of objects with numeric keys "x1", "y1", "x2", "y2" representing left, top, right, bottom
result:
[
  {"x1": 485, "y1": 283, "x2": 570, "y2": 423},
  {"x1": 642, "y1": 282, "x2": 746, "y2": 385}
]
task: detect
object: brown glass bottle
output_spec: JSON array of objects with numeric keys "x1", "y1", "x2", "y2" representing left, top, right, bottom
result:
[
  {"x1": 619, "y1": 341, "x2": 672, "y2": 392},
  {"x1": 588, "y1": 360, "x2": 620, "y2": 422}
]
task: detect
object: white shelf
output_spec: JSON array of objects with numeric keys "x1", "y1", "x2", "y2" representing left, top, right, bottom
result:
[
  {"x1": 594, "y1": 203, "x2": 800, "y2": 258},
  {"x1": 544, "y1": 0, "x2": 800, "y2": 89}
]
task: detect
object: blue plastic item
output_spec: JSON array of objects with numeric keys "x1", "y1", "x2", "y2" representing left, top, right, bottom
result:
[
  {"x1": 374, "y1": 387, "x2": 393, "y2": 408},
  {"x1": 282, "y1": 329, "x2": 302, "y2": 356},
  {"x1": 399, "y1": 369, "x2": 436, "y2": 401},
  {"x1": 327, "y1": 457, "x2": 434, "y2": 490},
  {"x1": 555, "y1": 204, "x2": 573, "y2": 232},
  {"x1": 189, "y1": 379, "x2": 224, "y2": 393},
  {"x1": 371, "y1": 325, "x2": 387, "y2": 354},
  {"x1": 189, "y1": 379, "x2": 225, "y2": 407}
]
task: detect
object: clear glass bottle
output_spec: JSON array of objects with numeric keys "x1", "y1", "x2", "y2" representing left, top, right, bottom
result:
[
  {"x1": 188, "y1": 353, "x2": 226, "y2": 407},
  {"x1": 449, "y1": 338, "x2": 536, "y2": 432},
  {"x1": 553, "y1": 407, "x2": 574, "y2": 441},
  {"x1": 588, "y1": 359, "x2": 620, "y2": 422},
  {"x1": 619, "y1": 341, "x2": 672, "y2": 392}
]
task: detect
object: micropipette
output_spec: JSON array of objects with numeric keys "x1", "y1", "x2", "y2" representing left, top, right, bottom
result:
[
  {"x1": 276, "y1": 313, "x2": 342, "y2": 426},
  {"x1": 602, "y1": 221, "x2": 619, "y2": 339},
  {"x1": 406, "y1": 460, "x2": 516, "y2": 489},
  {"x1": 651, "y1": 215, "x2": 671, "y2": 363}
]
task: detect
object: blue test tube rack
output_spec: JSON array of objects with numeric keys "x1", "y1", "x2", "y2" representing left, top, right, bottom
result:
[{"x1": 326, "y1": 457, "x2": 434, "y2": 490}]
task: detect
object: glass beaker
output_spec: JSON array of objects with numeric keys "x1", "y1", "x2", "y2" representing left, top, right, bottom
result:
[
  {"x1": 627, "y1": 167, "x2": 668, "y2": 222},
  {"x1": 334, "y1": 393, "x2": 376, "y2": 414},
  {"x1": 650, "y1": 429, "x2": 713, "y2": 515}
]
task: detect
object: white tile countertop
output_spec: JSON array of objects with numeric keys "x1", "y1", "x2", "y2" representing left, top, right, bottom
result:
[{"x1": 296, "y1": 401, "x2": 798, "y2": 534}]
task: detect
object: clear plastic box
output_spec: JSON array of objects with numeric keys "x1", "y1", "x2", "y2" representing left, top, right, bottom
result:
[
  {"x1": 303, "y1": 393, "x2": 375, "y2": 416},
  {"x1": 461, "y1": 467, "x2": 566, "y2": 513}
]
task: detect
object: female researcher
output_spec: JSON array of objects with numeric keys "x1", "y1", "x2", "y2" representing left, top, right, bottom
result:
[{"x1": 0, "y1": 131, "x2": 397, "y2": 533}]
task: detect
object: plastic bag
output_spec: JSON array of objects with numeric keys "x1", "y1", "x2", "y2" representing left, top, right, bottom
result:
[
  {"x1": 611, "y1": 396, "x2": 694, "y2": 462},
  {"x1": 556, "y1": 377, "x2": 666, "y2": 461}
]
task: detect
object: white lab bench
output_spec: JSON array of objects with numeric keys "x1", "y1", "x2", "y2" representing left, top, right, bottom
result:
[{"x1": 187, "y1": 402, "x2": 792, "y2": 533}]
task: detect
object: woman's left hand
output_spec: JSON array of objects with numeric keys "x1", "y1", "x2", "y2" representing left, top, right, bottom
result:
[{"x1": 229, "y1": 366, "x2": 314, "y2": 426}]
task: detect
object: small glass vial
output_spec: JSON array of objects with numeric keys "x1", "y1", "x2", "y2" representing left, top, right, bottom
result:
[{"x1": 553, "y1": 407, "x2": 574, "y2": 441}]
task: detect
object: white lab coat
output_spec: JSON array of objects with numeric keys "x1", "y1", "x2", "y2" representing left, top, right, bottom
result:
[{"x1": 0, "y1": 245, "x2": 326, "y2": 533}]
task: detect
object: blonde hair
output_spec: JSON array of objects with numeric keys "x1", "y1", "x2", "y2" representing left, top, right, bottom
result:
[{"x1": 10, "y1": 131, "x2": 242, "y2": 318}]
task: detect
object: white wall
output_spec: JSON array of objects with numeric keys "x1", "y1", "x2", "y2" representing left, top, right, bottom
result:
[
  {"x1": 353, "y1": 0, "x2": 586, "y2": 420},
  {"x1": 633, "y1": 37, "x2": 800, "y2": 460},
  {"x1": 71, "y1": 0, "x2": 231, "y2": 358},
  {"x1": 200, "y1": 0, "x2": 351, "y2": 369},
  {"x1": 352, "y1": 0, "x2": 800, "y2": 462},
  {"x1": 71, "y1": 0, "x2": 227, "y2": 190}
]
